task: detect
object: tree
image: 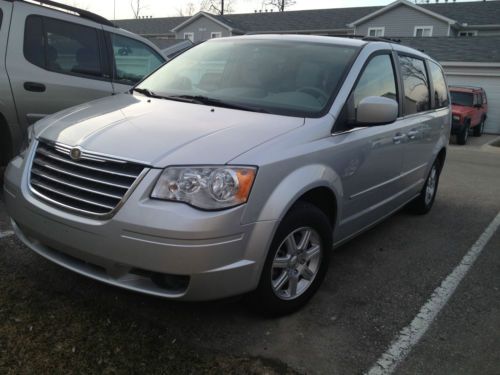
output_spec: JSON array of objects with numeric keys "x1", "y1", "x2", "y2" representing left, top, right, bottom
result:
[
  {"x1": 130, "y1": 0, "x2": 148, "y2": 19},
  {"x1": 264, "y1": 0, "x2": 296, "y2": 12},
  {"x1": 200, "y1": 0, "x2": 235, "y2": 15},
  {"x1": 177, "y1": 2, "x2": 196, "y2": 17}
]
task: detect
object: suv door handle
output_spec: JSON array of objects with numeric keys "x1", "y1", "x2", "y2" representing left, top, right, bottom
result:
[
  {"x1": 393, "y1": 133, "x2": 406, "y2": 144},
  {"x1": 407, "y1": 130, "x2": 419, "y2": 140},
  {"x1": 24, "y1": 82, "x2": 46, "y2": 93}
]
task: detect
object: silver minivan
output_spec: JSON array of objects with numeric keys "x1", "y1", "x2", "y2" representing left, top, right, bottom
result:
[
  {"x1": 0, "y1": 0, "x2": 165, "y2": 168},
  {"x1": 4, "y1": 35, "x2": 451, "y2": 315}
]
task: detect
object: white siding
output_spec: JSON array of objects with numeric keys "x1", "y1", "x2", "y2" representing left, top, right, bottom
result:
[
  {"x1": 444, "y1": 66, "x2": 500, "y2": 134},
  {"x1": 356, "y1": 4, "x2": 450, "y2": 37}
]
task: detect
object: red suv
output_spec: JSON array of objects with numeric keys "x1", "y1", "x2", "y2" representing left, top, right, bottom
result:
[{"x1": 450, "y1": 86, "x2": 488, "y2": 145}]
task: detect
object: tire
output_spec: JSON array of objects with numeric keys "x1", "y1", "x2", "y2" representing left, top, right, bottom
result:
[
  {"x1": 457, "y1": 122, "x2": 469, "y2": 145},
  {"x1": 407, "y1": 158, "x2": 441, "y2": 215},
  {"x1": 247, "y1": 202, "x2": 333, "y2": 316},
  {"x1": 473, "y1": 119, "x2": 485, "y2": 137}
]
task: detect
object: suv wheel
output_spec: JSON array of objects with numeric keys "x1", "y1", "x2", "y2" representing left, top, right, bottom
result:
[
  {"x1": 473, "y1": 119, "x2": 485, "y2": 137},
  {"x1": 407, "y1": 158, "x2": 441, "y2": 215},
  {"x1": 457, "y1": 122, "x2": 469, "y2": 145},
  {"x1": 247, "y1": 202, "x2": 332, "y2": 316}
]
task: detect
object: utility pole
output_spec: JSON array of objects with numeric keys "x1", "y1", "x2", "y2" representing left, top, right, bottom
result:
[{"x1": 221, "y1": 0, "x2": 225, "y2": 15}]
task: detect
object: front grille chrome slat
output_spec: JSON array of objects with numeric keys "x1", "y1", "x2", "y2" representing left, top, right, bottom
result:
[{"x1": 29, "y1": 141, "x2": 146, "y2": 217}]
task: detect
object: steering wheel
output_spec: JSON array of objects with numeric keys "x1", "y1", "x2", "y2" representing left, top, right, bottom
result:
[{"x1": 297, "y1": 87, "x2": 329, "y2": 105}]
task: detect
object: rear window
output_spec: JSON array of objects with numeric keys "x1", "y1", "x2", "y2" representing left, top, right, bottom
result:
[
  {"x1": 450, "y1": 91, "x2": 473, "y2": 106},
  {"x1": 428, "y1": 61, "x2": 449, "y2": 108},
  {"x1": 398, "y1": 55, "x2": 430, "y2": 115},
  {"x1": 24, "y1": 15, "x2": 104, "y2": 79}
]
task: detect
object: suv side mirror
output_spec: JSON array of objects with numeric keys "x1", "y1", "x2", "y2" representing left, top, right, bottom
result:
[{"x1": 356, "y1": 96, "x2": 398, "y2": 126}]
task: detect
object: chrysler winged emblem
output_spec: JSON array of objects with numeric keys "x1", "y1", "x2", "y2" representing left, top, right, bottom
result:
[{"x1": 70, "y1": 148, "x2": 82, "y2": 161}]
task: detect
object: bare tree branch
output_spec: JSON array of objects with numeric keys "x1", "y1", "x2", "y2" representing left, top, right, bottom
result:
[
  {"x1": 264, "y1": 0, "x2": 296, "y2": 12},
  {"x1": 200, "y1": 0, "x2": 235, "y2": 15},
  {"x1": 177, "y1": 2, "x2": 196, "y2": 17},
  {"x1": 130, "y1": 0, "x2": 148, "y2": 19}
]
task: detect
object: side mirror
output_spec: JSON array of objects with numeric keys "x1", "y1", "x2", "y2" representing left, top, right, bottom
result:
[{"x1": 356, "y1": 96, "x2": 398, "y2": 126}]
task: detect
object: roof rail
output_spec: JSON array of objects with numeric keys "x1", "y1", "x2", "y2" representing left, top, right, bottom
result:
[
  {"x1": 14, "y1": 0, "x2": 115, "y2": 27},
  {"x1": 362, "y1": 36, "x2": 401, "y2": 44},
  {"x1": 449, "y1": 85, "x2": 483, "y2": 90}
]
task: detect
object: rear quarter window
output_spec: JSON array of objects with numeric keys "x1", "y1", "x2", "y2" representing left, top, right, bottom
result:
[{"x1": 428, "y1": 61, "x2": 449, "y2": 109}]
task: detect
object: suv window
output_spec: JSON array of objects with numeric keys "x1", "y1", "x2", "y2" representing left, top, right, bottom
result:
[
  {"x1": 398, "y1": 55, "x2": 430, "y2": 115},
  {"x1": 109, "y1": 33, "x2": 164, "y2": 85},
  {"x1": 0, "y1": 9, "x2": 3, "y2": 31},
  {"x1": 352, "y1": 54, "x2": 398, "y2": 109},
  {"x1": 428, "y1": 61, "x2": 449, "y2": 109},
  {"x1": 24, "y1": 16, "x2": 103, "y2": 78}
]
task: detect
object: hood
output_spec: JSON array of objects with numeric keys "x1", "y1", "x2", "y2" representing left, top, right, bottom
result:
[
  {"x1": 35, "y1": 94, "x2": 304, "y2": 167},
  {"x1": 451, "y1": 104, "x2": 473, "y2": 117}
]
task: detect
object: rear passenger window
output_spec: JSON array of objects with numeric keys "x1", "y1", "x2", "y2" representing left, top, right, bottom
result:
[
  {"x1": 428, "y1": 61, "x2": 449, "y2": 108},
  {"x1": 24, "y1": 16, "x2": 104, "y2": 79},
  {"x1": 110, "y1": 33, "x2": 164, "y2": 85},
  {"x1": 398, "y1": 55, "x2": 430, "y2": 115}
]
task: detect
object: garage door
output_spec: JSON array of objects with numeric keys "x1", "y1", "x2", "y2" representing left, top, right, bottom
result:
[{"x1": 445, "y1": 73, "x2": 500, "y2": 134}]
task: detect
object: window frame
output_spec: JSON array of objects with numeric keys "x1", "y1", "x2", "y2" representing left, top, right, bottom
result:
[
  {"x1": 396, "y1": 52, "x2": 432, "y2": 116},
  {"x1": 210, "y1": 32, "x2": 222, "y2": 39},
  {"x1": 458, "y1": 30, "x2": 478, "y2": 37},
  {"x1": 413, "y1": 26, "x2": 433, "y2": 37},
  {"x1": 105, "y1": 31, "x2": 166, "y2": 86},
  {"x1": 184, "y1": 32, "x2": 194, "y2": 42},
  {"x1": 367, "y1": 27, "x2": 385, "y2": 37},
  {"x1": 333, "y1": 50, "x2": 400, "y2": 133},
  {"x1": 427, "y1": 60, "x2": 449, "y2": 110},
  {"x1": 23, "y1": 15, "x2": 110, "y2": 82}
]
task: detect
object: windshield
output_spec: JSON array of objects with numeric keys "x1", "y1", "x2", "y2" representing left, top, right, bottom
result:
[
  {"x1": 136, "y1": 39, "x2": 359, "y2": 117},
  {"x1": 451, "y1": 91, "x2": 473, "y2": 106}
]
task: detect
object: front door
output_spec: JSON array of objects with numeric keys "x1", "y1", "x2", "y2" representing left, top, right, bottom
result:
[
  {"x1": 6, "y1": 3, "x2": 114, "y2": 128},
  {"x1": 332, "y1": 53, "x2": 405, "y2": 240}
]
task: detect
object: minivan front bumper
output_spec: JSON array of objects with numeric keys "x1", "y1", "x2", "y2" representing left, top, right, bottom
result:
[{"x1": 3, "y1": 153, "x2": 276, "y2": 301}]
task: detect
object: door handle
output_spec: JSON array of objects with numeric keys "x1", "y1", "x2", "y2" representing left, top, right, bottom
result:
[
  {"x1": 393, "y1": 133, "x2": 406, "y2": 144},
  {"x1": 407, "y1": 130, "x2": 419, "y2": 140},
  {"x1": 24, "y1": 82, "x2": 46, "y2": 92}
]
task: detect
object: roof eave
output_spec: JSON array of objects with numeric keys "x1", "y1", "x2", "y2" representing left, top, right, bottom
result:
[{"x1": 348, "y1": 0, "x2": 456, "y2": 27}]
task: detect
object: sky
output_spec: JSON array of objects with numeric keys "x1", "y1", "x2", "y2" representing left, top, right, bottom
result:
[
  {"x1": 60, "y1": 0, "x2": 478, "y2": 20},
  {"x1": 64, "y1": 0, "x2": 395, "y2": 20}
]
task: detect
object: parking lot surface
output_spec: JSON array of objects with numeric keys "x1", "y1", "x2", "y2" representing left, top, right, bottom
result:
[{"x1": 1, "y1": 135, "x2": 499, "y2": 374}]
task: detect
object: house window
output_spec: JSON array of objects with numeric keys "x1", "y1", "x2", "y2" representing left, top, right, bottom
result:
[
  {"x1": 458, "y1": 31, "x2": 478, "y2": 37},
  {"x1": 367, "y1": 27, "x2": 385, "y2": 37},
  {"x1": 211, "y1": 32, "x2": 222, "y2": 39},
  {"x1": 184, "y1": 32, "x2": 194, "y2": 42},
  {"x1": 414, "y1": 26, "x2": 433, "y2": 37}
]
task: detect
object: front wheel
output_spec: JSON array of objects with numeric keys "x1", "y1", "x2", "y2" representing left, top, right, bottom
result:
[
  {"x1": 407, "y1": 159, "x2": 441, "y2": 215},
  {"x1": 457, "y1": 122, "x2": 469, "y2": 145},
  {"x1": 247, "y1": 202, "x2": 332, "y2": 316},
  {"x1": 473, "y1": 119, "x2": 485, "y2": 137}
]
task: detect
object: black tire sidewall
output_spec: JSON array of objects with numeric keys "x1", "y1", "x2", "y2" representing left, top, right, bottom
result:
[{"x1": 249, "y1": 202, "x2": 333, "y2": 316}]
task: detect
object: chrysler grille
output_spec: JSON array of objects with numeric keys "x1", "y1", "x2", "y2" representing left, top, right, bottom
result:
[{"x1": 29, "y1": 142, "x2": 145, "y2": 216}]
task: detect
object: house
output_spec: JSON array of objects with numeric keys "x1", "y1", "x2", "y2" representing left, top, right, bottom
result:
[{"x1": 115, "y1": 0, "x2": 500, "y2": 134}]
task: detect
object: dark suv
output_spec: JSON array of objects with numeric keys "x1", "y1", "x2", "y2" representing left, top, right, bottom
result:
[{"x1": 450, "y1": 86, "x2": 488, "y2": 145}]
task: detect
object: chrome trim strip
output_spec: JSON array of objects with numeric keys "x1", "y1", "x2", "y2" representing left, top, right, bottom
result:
[
  {"x1": 31, "y1": 168, "x2": 124, "y2": 200},
  {"x1": 32, "y1": 159, "x2": 130, "y2": 189},
  {"x1": 31, "y1": 179, "x2": 116, "y2": 210},
  {"x1": 36, "y1": 147, "x2": 140, "y2": 178}
]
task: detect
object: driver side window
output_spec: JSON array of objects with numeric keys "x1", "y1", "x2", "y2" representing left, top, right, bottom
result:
[{"x1": 336, "y1": 54, "x2": 397, "y2": 131}]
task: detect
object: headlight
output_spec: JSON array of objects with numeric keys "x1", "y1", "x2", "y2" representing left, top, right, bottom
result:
[
  {"x1": 151, "y1": 166, "x2": 257, "y2": 210},
  {"x1": 19, "y1": 125, "x2": 35, "y2": 158},
  {"x1": 452, "y1": 115, "x2": 461, "y2": 122}
]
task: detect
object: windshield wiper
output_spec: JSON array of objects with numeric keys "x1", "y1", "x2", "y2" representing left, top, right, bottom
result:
[
  {"x1": 131, "y1": 87, "x2": 162, "y2": 98},
  {"x1": 166, "y1": 95, "x2": 272, "y2": 114}
]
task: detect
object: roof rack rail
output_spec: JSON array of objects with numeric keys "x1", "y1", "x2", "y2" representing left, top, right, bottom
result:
[
  {"x1": 14, "y1": 0, "x2": 115, "y2": 27},
  {"x1": 362, "y1": 36, "x2": 401, "y2": 44},
  {"x1": 449, "y1": 85, "x2": 483, "y2": 90}
]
